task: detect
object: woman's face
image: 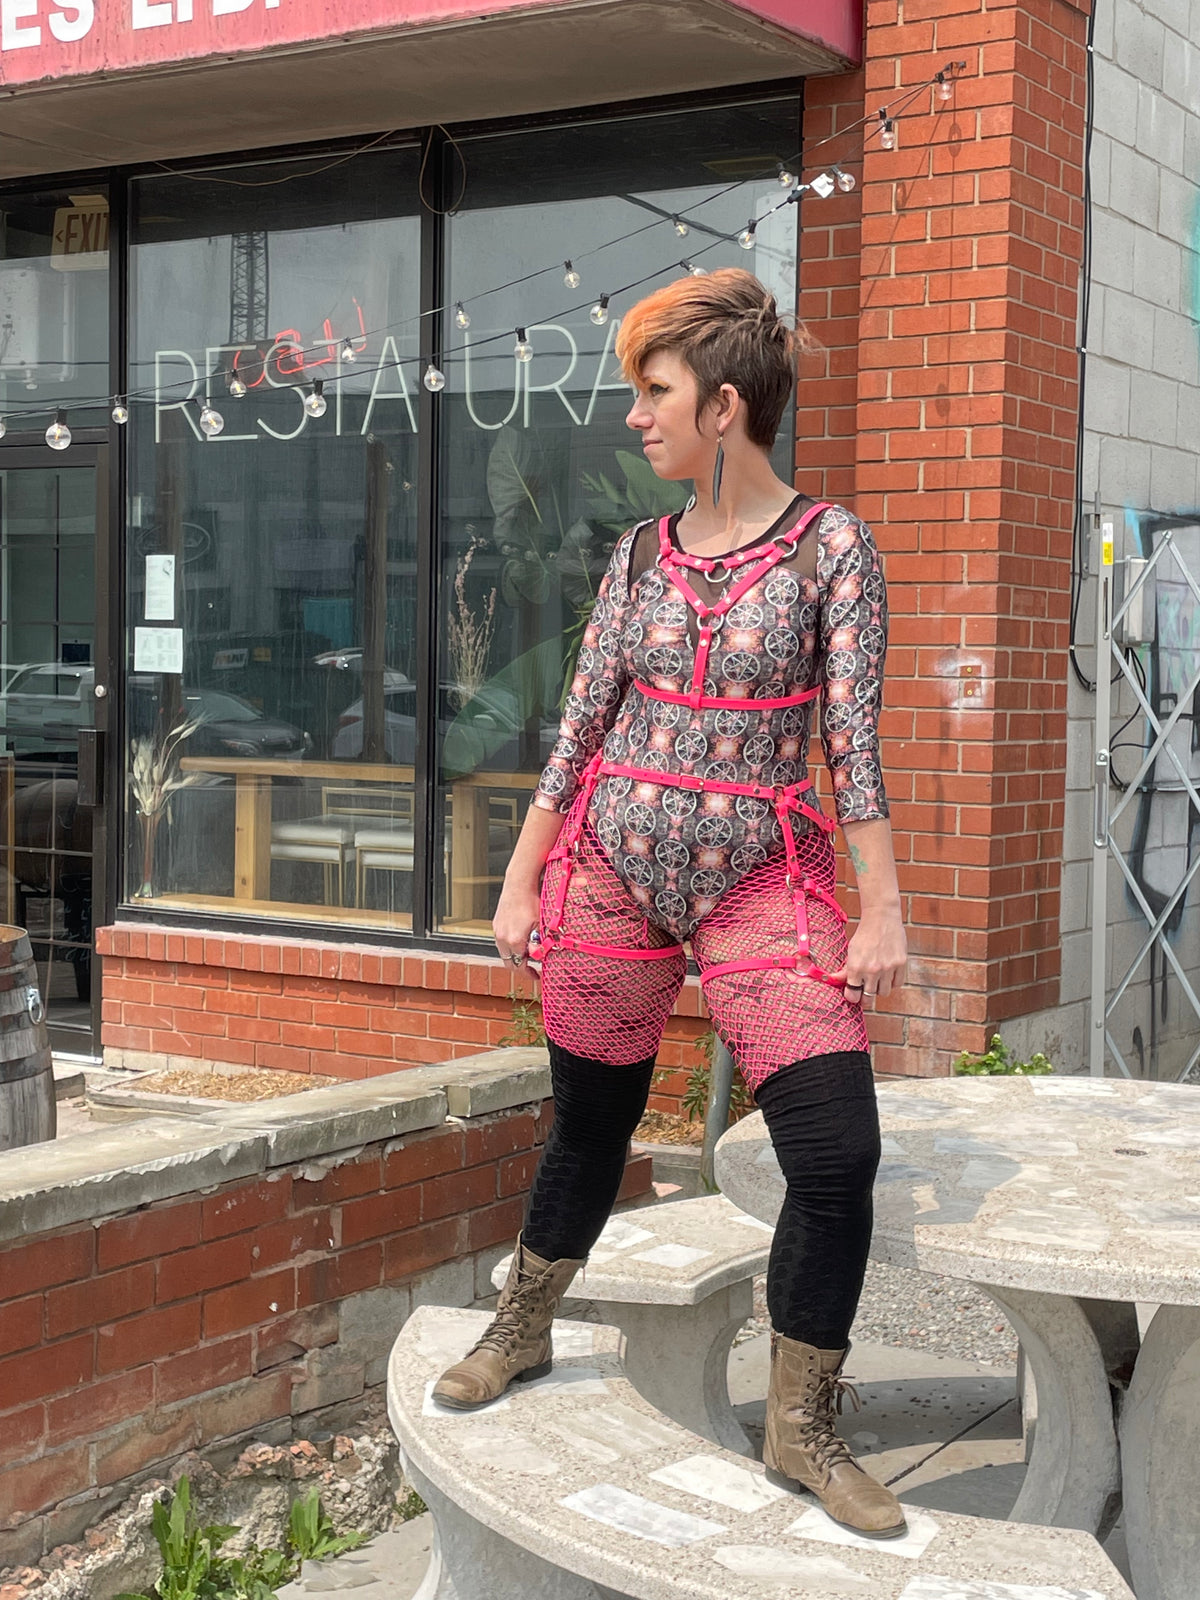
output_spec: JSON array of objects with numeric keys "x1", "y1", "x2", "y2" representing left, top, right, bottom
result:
[{"x1": 625, "y1": 350, "x2": 714, "y2": 483}]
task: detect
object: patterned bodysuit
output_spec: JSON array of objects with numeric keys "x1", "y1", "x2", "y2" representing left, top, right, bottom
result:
[{"x1": 529, "y1": 496, "x2": 890, "y2": 1090}]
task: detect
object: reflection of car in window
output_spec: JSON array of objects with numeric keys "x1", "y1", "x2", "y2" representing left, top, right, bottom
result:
[
  {"x1": 332, "y1": 681, "x2": 558, "y2": 773},
  {"x1": 0, "y1": 664, "x2": 95, "y2": 756},
  {"x1": 127, "y1": 680, "x2": 310, "y2": 758}
]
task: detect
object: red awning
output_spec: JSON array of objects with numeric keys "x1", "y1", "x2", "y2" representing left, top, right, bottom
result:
[{"x1": 0, "y1": 0, "x2": 860, "y2": 178}]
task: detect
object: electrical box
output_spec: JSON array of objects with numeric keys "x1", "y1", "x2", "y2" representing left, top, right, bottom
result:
[{"x1": 1114, "y1": 556, "x2": 1154, "y2": 647}]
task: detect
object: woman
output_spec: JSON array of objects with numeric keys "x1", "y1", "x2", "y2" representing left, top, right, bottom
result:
[{"x1": 434, "y1": 269, "x2": 908, "y2": 1539}]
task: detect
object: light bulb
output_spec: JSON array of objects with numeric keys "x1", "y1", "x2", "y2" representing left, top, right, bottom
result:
[
  {"x1": 454, "y1": 302, "x2": 471, "y2": 331},
  {"x1": 111, "y1": 400, "x2": 129, "y2": 425},
  {"x1": 673, "y1": 218, "x2": 689, "y2": 237},
  {"x1": 836, "y1": 168, "x2": 857, "y2": 193},
  {"x1": 589, "y1": 295, "x2": 610, "y2": 326},
  {"x1": 229, "y1": 373, "x2": 247, "y2": 399},
  {"x1": 778, "y1": 166, "x2": 796, "y2": 189},
  {"x1": 303, "y1": 381, "x2": 327, "y2": 418},
  {"x1": 46, "y1": 411, "x2": 71, "y2": 450},
  {"x1": 563, "y1": 260, "x2": 581, "y2": 290},
  {"x1": 514, "y1": 328, "x2": 533, "y2": 363},
  {"x1": 737, "y1": 222, "x2": 757, "y2": 251},
  {"x1": 423, "y1": 363, "x2": 446, "y2": 393},
  {"x1": 680, "y1": 260, "x2": 706, "y2": 277},
  {"x1": 811, "y1": 172, "x2": 836, "y2": 199},
  {"x1": 341, "y1": 338, "x2": 357, "y2": 363},
  {"x1": 936, "y1": 71, "x2": 953, "y2": 101},
  {"x1": 879, "y1": 117, "x2": 897, "y2": 151},
  {"x1": 198, "y1": 402, "x2": 224, "y2": 438}
]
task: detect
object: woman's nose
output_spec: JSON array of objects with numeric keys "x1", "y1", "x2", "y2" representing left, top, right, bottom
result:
[{"x1": 626, "y1": 398, "x2": 650, "y2": 430}]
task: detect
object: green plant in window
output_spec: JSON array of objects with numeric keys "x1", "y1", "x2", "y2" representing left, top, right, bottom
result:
[
  {"x1": 953, "y1": 1034, "x2": 1055, "y2": 1075},
  {"x1": 580, "y1": 448, "x2": 686, "y2": 535}
]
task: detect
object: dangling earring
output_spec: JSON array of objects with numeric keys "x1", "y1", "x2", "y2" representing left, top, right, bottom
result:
[{"x1": 712, "y1": 434, "x2": 725, "y2": 507}]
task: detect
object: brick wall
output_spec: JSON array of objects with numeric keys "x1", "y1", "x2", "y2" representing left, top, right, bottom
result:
[
  {"x1": 0, "y1": 1101, "x2": 652, "y2": 1562},
  {"x1": 97, "y1": 926, "x2": 710, "y2": 1114},
  {"x1": 789, "y1": 0, "x2": 1091, "y2": 1074}
]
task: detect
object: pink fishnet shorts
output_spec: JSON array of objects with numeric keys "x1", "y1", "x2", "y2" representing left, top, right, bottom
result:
[{"x1": 535, "y1": 817, "x2": 868, "y2": 1093}]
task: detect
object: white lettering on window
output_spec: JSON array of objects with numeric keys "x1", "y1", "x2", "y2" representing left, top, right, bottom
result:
[
  {"x1": 155, "y1": 350, "x2": 201, "y2": 443},
  {"x1": 361, "y1": 336, "x2": 417, "y2": 435},
  {"x1": 523, "y1": 323, "x2": 582, "y2": 428},
  {"x1": 1, "y1": 0, "x2": 41, "y2": 50},
  {"x1": 131, "y1": 0, "x2": 173, "y2": 28},
  {"x1": 48, "y1": 1, "x2": 95, "y2": 42}
]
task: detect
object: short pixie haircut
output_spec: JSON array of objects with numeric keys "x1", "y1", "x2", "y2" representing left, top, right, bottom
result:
[{"x1": 615, "y1": 268, "x2": 809, "y2": 449}]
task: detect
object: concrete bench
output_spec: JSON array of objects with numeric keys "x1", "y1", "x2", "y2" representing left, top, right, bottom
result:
[
  {"x1": 492, "y1": 1193, "x2": 770, "y2": 1453},
  {"x1": 389, "y1": 1304, "x2": 1135, "y2": 1600}
]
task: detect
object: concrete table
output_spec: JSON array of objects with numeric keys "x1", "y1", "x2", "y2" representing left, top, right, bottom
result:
[{"x1": 714, "y1": 1075, "x2": 1200, "y2": 1600}]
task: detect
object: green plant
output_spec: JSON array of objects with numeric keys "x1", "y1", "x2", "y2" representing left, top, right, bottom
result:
[
  {"x1": 116, "y1": 1476, "x2": 367, "y2": 1600},
  {"x1": 500, "y1": 995, "x2": 547, "y2": 1048},
  {"x1": 680, "y1": 1029, "x2": 753, "y2": 1124},
  {"x1": 953, "y1": 1034, "x2": 1055, "y2": 1076},
  {"x1": 396, "y1": 1487, "x2": 427, "y2": 1522},
  {"x1": 288, "y1": 1487, "x2": 369, "y2": 1564}
]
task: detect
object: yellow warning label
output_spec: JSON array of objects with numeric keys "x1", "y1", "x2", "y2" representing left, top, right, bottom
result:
[
  {"x1": 1101, "y1": 520, "x2": 1114, "y2": 567},
  {"x1": 1103, "y1": 538, "x2": 1114, "y2": 567}
]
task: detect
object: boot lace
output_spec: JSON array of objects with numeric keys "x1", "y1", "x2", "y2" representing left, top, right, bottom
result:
[
  {"x1": 795, "y1": 1370, "x2": 863, "y2": 1477},
  {"x1": 470, "y1": 1275, "x2": 549, "y2": 1358}
]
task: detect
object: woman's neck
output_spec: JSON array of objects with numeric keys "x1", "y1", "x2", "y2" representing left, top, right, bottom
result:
[{"x1": 679, "y1": 454, "x2": 800, "y2": 555}]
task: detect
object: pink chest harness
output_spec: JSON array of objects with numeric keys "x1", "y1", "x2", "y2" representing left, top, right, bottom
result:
[{"x1": 534, "y1": 501, "x2": 849, "y2": 991}]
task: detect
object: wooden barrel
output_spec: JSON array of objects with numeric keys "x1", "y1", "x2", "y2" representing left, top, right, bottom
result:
[{"x1": 0, "y1": 926, "x2": 55, "y2": 1151}]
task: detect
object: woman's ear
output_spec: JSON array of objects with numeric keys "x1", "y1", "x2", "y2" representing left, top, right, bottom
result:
[{"x1": 716, "y1": 382, "x2": 743, "y2": 435}]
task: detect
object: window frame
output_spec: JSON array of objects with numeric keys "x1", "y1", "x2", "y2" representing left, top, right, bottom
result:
[{"x1": 0, "y1": 80, "x2": 805, "y2": 953}]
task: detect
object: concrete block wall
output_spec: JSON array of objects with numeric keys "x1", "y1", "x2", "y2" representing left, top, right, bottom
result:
[{"x1": 1031, "y1": 0, "x2": 1200, "y2": 1077}]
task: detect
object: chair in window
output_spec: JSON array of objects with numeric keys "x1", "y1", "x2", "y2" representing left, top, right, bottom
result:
[{"x1": 270, "y1": 786, "x2": 410, "y2": 907}]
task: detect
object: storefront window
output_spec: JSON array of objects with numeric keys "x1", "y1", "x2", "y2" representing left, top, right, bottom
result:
[
  {"x1": 122, "y1": 96, "x2": 799, "y2": 938},
  {"x1": 434, "y1": 100, "x2": 800, "y2": 931},
  {"x1": 126, "y1": 150, "x2": 422, "y2": 926},
  {"x1": 0, "y1": 184, "x2": 110, "y2": 428}
]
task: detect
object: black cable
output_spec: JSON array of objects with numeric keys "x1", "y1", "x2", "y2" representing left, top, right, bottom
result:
[
  {"x1": 1108, "y1": 647, "x2": 1148, "y2": 792},
  {"x1": 1069, "y1": 3, "x2": 1098, "y2": 692}
]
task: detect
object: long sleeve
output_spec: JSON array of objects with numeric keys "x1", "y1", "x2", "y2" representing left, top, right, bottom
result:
[
  {"x1": 531, "y1": 531, "x2": 634, "y2": 815},
  {"x1": 816, "y1": 510, "x2": 890, "y2": 825}
]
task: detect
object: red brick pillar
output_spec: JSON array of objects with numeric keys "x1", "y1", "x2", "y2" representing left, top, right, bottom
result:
[{"x1": 799, "y1": 0, "x2": 1089, "y2": 1074}]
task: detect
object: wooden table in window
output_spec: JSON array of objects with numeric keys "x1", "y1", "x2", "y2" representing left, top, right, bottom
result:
[{"x1": 174, "y1": 757, "x2": 536, "y2": 924}]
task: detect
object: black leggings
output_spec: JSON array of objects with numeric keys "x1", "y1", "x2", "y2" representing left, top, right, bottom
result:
[{"x1": 523, "y1": 1042, "x2": 880, "y2": 1350}]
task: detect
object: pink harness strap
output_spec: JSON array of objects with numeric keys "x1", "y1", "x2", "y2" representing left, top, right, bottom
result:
[{"x1": 534, "y1": 500, "x2": 851, "y2": 997}]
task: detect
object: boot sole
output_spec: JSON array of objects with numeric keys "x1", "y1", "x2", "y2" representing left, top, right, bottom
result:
[
  {"x1": 762, "y1": 1467, "x2": 908, "y2": 1540},
  {"x1": 432, "y1": 1359, "x2": 553, "y2": 1411}
]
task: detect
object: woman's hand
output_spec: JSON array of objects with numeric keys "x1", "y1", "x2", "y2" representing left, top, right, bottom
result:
[
  {"x1": 836, "y1": 908, "x2": 908, "y2": 1005},
  {"x1": 493, "y1": 879, "x2": 542, "y2": 971}
]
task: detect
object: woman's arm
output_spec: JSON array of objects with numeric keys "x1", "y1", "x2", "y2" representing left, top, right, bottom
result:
[
  {"x1": 493, "y1": 805, "x2": 565, "y2": 968},
  {"x1": 839, "y1": 816, "x2": 907, "y2": 1001}
]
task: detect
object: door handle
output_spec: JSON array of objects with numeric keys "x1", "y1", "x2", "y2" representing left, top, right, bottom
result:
[{"x1": 78, "y1": 729, "x2": 104, "y2": 808}]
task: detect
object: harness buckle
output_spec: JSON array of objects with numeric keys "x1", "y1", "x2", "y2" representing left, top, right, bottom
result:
[{"x1": 677, "y1": 773, "x2": 704, "y2": 791}]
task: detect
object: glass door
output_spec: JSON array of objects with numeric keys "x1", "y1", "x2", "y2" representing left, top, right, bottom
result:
[{"x1": 0, "y1": 454, "x2": 107, "y2": 1055}]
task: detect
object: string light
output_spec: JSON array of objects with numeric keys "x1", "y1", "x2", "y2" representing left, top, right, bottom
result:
[
  {"x1": 198, "y1": 400, "x2": 224, "y2": 437},
  {"x1": 45, "y1": 411, "x2": 71, "y2": 450},
  {"x1": 563, "y1": 260, "x2": 581, "y2": 290},
  {"x1": 777, "y1": 164, "x2": 796, "y2": 188},
  {"x1": 228, "y1": 372, "x2": 247, "y2": 398},
  {"x1": 680, "y1": 260, "x2": 707, "y2": 276},
  {"x1": 589, "y1": 294, "x2": 611, "y2": 326},
  {"x1": 111, "y1": 400, "x2": 129, "y2": 425},
  {"x1": 303, "y1": 380, "x2": 328, "y2": 418},
  {"x1": 423, "y1": 362, "x2": 446, "y2": 392},
  {"x1": 810, "y1": 172, "x2": 836, "y2": 199},
  {"x1": 514, "y1": 328, "x2": 533, "y2": 362},
  {"x1": 0, "y1": 61, "x2": 960, "y2": 434}
]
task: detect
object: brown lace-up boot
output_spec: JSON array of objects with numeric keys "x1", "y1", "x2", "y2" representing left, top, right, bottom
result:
[
  {"x1": 763, "y1": 1332, "x2": 907, "y2": 1539},
  {"x1": 432, "y1": 1237, "x2": 585, "y2": 1410}
]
